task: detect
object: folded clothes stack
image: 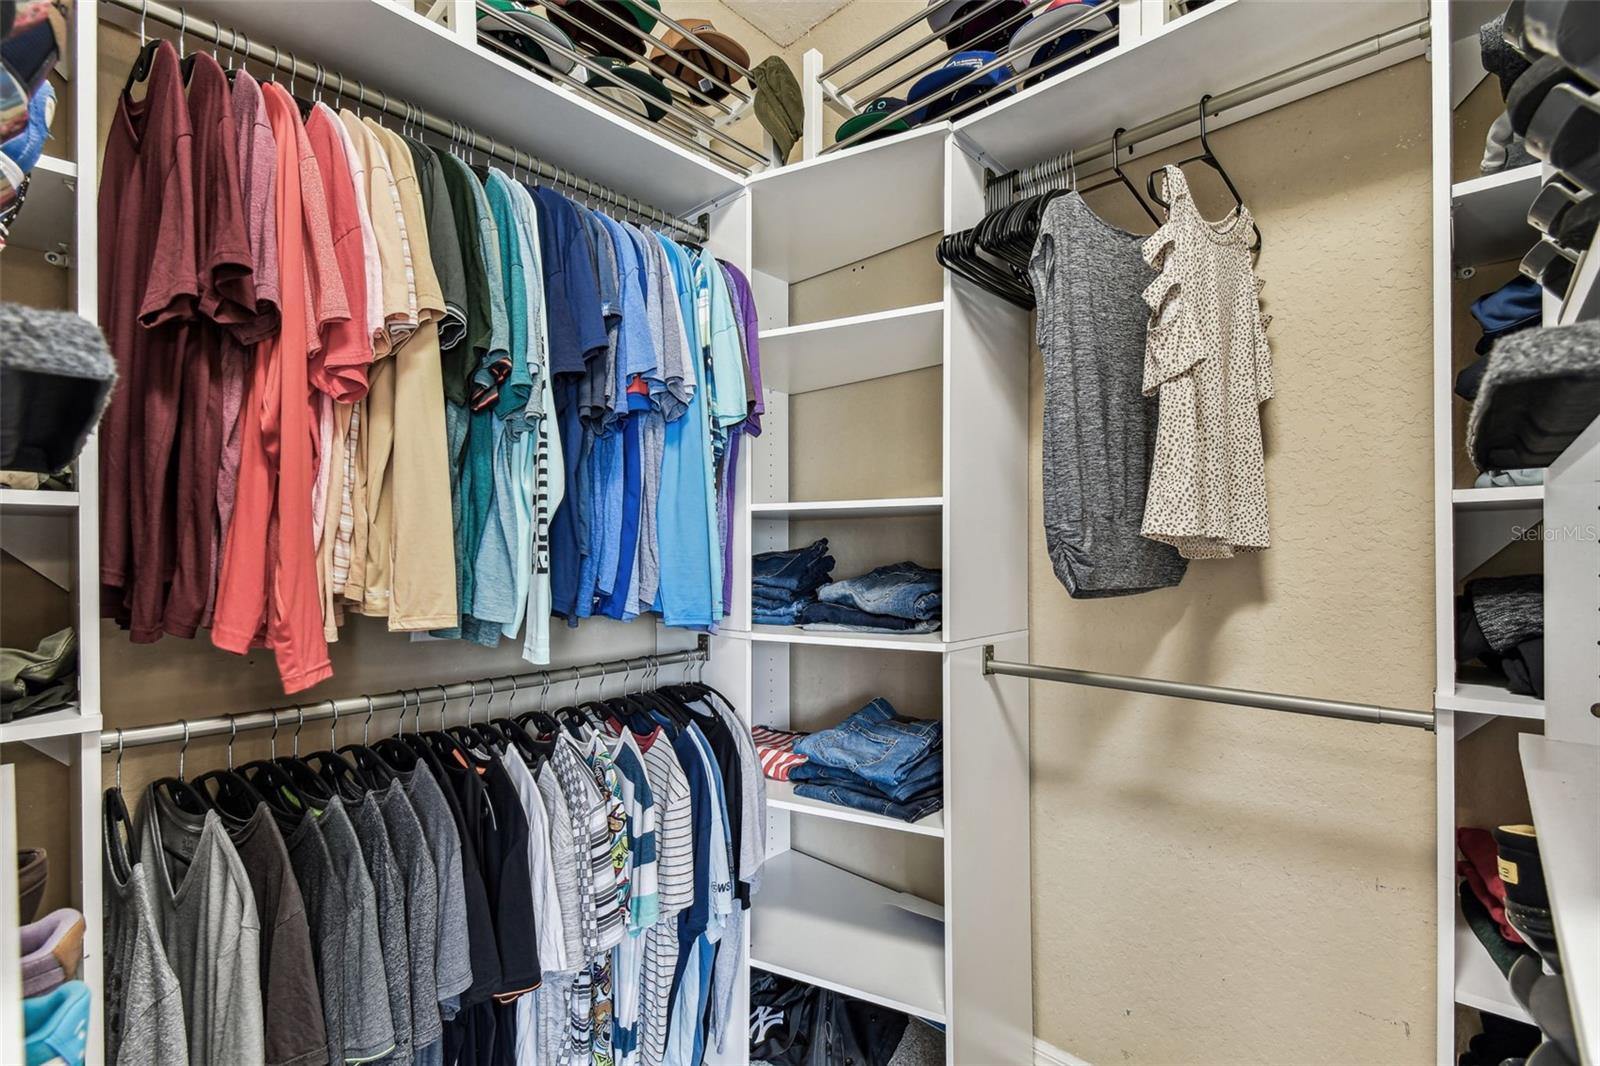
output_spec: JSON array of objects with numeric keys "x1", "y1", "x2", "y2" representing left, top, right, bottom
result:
[
  {"x1": 786, "y1": 697, "x2": 943, "y2": 823},
  {"x1": 752, "y1": 538, "x2": 835, "y2": 625},
  {"x1": 1456, "y1": 574, "x2": 1544, "y2": 697},
  {"x1": 801, "y1": 561, "x2": 942, "y2": 634}
]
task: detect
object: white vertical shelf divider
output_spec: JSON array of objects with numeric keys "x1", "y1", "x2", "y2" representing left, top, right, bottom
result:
[{"x1": 0, "y1": 766, "x2": 23, "y2": 1066}]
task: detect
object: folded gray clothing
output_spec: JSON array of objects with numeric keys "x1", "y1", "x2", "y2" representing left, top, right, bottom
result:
[
  {"x1": 0, "y1": 302, "x2": 117, "y2": 472},
  {"x1": 1467, "y1": 320, "x2": 1600, "y2": 471},
  {"x1": 1467, "y1": 575, "x2": 1543, "y2": 654},
  {"x1": 1482, "y1": 13, "x2": 1533, "y2": 99}
]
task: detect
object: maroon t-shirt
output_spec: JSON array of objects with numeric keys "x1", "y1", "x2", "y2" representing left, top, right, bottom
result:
[
  {"x1": 163, "y1": 51, "x2": 256, "y2": 638},
  {"x1": 98, "y1": 40, "x2": 198, "y2": 641}
]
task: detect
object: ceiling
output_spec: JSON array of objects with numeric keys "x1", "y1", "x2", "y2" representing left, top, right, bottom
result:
[{"x1": 723, "y1": 0, "x2": 853, "y2": 46}]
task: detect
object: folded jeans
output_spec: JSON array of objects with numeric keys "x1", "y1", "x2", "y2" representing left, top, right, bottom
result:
[
  {"x1": 815, "y1": 561, "x2": 942, "y2": 622},
  {"x1": 792, "y1": 698, "x2": 943, "y2": 801},
  {"x1": 792, "y1": 777, "x2": 942, "y2": 823},
  {"x1": 799, "y1": 601, "x2": 938, "y2": 632},
  {"x1": 753, "y1": 539, "x2": 833, "y2": 589}
]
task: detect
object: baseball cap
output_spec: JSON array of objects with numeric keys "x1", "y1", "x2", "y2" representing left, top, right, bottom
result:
[
  {"x1": 588, "y1": 57, "x2": 673, "y2": 122},
  {"x1": 1008, "y1": 0, "x2": 1116, "y2": 76},
  {"x1": 478, "y1": 0, "x2": 578, "y2": 75},
  {"x1": 546, "y1": 0, "x2": 661, "y2": 61},
  {"x1": 835, "y1": 97, "x2": 914, "y2": 146},
  {"x1": 649, "y1": 18, "x2": 751, "y2": 101},
  {"x1": 925, "y1": 0, "x2": 1028, "y2": 51},
  {"x1": 907, "y1": 51, "x2": 1014, "y2": 123}
]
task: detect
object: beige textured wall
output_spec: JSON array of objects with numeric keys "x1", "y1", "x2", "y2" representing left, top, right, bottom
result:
[{"x1": 776, "y1": 46, "x2": 1439, "y2": 1063}]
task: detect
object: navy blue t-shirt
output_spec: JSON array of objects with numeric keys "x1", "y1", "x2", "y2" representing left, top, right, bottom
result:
[{"x1": 532, "y1": 187, "x2": 607, "y2": 376}]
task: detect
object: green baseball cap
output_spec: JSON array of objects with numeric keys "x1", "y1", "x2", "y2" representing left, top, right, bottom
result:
[
  {"x1": 589, "y1": 57, "x2": 673, "y2": 123},
  {"x1": 478, "y1": 0, "x2": 578, "y2": 75},
  {"x1": 547, "y1": 0, "x2": 660, "y2": 60},
  {"x1": 835, "y1": 97, "x2": 913, "y2": 146}
]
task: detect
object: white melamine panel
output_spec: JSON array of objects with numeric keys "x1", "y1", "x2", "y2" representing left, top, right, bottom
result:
[
  {"x1": 1436, "y1": 684, "x2": 1545, "y2": 721},
  {"x1": 956, "y1": 0, "x2": 1429, "y2": 169},
  {"x1": 165, "y1": 0, "x2": 744, "y2": 215},
  {"x1": 1452, "y1": 165, "x2": 1542, "y2": 268},
  {"x1": 1453, "y1": 913, "x2": 1531, "y2": 1024},
  {"x1": 1560, "y1": 247, "x2": 1600, "y2": 324},
  {"x1": 765, "y1": 779, "x2": 945, "y2": 838},
  {"x1": 0, "y1": 489, "x2": 80, "y2": 515},
  {"x1": 6, "y1": 155, "x2": 75, "y2": 256},
  {"x1": 750, "y1": 849, "x2": 946, "y2": 1023},
  {"x1": 1541, "y1": 416, "x2": 1600, "y2": 746},
  {"x1": 943, "y1": 639, "x2": 1032, "y2": 1065},
  {"x1": 1518, "y1": 735, "x2": 1599, "y2": 1063},
  {"x1": 738, "y1": 625, "x2": 951, "y2": 653},
  {"x1": 1450, "y1": 485, "x2": 1544, "y2": 510},
  {"x1": 942, "y1": 142, "x2": 1030, "y2": 645},
  {"x1": 710, "y1": 194, "x2": 753, "y2": 633},
  {"x1": 751, "y1": 498, "x2": 943, "y2": 520},
  {"x1": 748, "y1": 125, "x2": 948, "y2": 283},
  {"x1": 757, "y1": 303, "x2": 944, "y2": 395},
  {"x1": 0, "y1": 767, "x2": 21, "y2": 1066}
]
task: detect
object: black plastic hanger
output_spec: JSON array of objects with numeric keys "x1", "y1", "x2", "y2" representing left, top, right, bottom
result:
[
  {"x1": 303, "y1": 701, "x2": 373, "y2": 802},
  {"x1": 1147, "y1": 95, "x2": 1263, "y2": 255},
  {"x1": 104, "y1": 731, "x2": 136, "y2": 883},
  {"x1": 340, "y1": 696, "x2": 400, "y2": 788},
  {"x1": 146, "y1": 719, "x2": 211, "y2": 816},
  {"x1": 1079, "y1": 128, "x2": 1161, "y2": 226},
  {"x1": 192, "y1": 717, "x2": 268, "y2": 823}
]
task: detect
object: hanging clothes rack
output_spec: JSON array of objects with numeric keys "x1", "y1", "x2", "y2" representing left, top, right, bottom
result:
[
  {"x1": 983, "y1": 15, "x2": 1431, "y2": 207},
  {"x1": 101, "y1": 0, "x2": 715, "y2": 241},
  {"x1": 982, "y1": 646, "x2": 1434, "y2": 730},
  {"x1": 97, "y1": 641, "x2": 709, "y2": 751}
]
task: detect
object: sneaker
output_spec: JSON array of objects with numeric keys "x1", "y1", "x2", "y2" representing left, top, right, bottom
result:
[
  {"x1": 20, "y1": 909, "x2": 84, "y2": 996},
  {"x1": 23, "y1": 979, "x2": 90, "y2": 1066},
  {"x1": 16, "y1": 848, "x2": 47, "y2": 922}
]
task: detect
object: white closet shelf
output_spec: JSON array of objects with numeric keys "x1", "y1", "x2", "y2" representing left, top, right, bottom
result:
[
  {"x1": 758, "y1": 303, "x2": 945, "y2": 394},
  {"x1": 1436, "y1": 683, "x2": 1545, "y2": 720},
  {"x1": 6, "y1": 154, "x2": 76, "y2": 255},
  {"x1": 1450, "y1": 485, "x2": 1544, "y2": 510},
  {"x1": 1453, "y1": 911, "x2": 1532, "y2": 1024},
  {"x1": 1560, "y1": 245, "x2": 1600, "y2": 325},
  {"x1": 1518, "y1": 735, "x2": 1600, "y2": 1064},
  {"x1": 954, "y1": 0, "x2": 1428, "y2": 169},
  {"x1": 170, "y1": 0, "x2": 743, "y2": 216},
  {"x1": 751, "y1": 850, "x2": 946, "y2": 1023},
  {"x1": 736, "y1": 625, "x2": 952, "y2": 653},
  {"x1": 1452, "y1": 165, "x2": 1543, "y2": 267},
  {"x1": 766, "y1": 779, "x2": 945, "y2": 838},
  {"x1": 0, "y1": 488, "x2": 80, "y2": 515},
  {"x1": 0, "y1": 707, "x2": 101, "y2": 746},
  {"x1": 748, "y1": 125, "x2": 947, "y2": 282},
  {"x1": 751, "y1": 497, "x2": 944, "y2": 520}
]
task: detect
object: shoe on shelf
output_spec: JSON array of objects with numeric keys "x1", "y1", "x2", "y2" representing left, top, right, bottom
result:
[
  {"x1": 22, "y1": 979, "x2": 90, "y2": 1066},
  {"x1": 16, "y1": 848, "x2": 47, "y2": 923},
  {"x1": 1497, "y1": 825, "x2": 1563, "y2": 970},
  {"x1": 20, "y1": 908, "x2": 85, "y2": 996}
]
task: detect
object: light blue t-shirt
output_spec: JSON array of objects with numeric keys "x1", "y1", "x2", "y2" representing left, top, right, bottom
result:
[{"x1": 652, "y1": 236, "x2": 716, "y2": 629}]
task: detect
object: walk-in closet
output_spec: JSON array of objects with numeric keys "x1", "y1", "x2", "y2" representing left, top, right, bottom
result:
[{"x1": 2, "y1": 0, "x2": 1597, "y2": 1064}]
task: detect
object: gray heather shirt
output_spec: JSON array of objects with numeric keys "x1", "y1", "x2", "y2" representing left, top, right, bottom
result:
[
  {"x1": 398, "y1": 766, "x2": 474, "y2": 1010},
  {"x1": 314, "y1": 797, "x2": 399, "y2": 1063},
  {"x1": 344, "y1": 794, "x2": 415, "y2": 1065},
  {"x1": 137, "y1": 793, "x2": 265, "y2": 1066},
  {"x1": 105, "y1": 813, "x2": 189, "y2": 1066},
  {"x1": 1027, "y1": 192, "x2": 1187, "y2": 597},
  {"x1": 274, "y1": 809, "x2": 352, "y2": 1066},
  {"x1": 534, "y1": 763, "x2": 585, "y2": 970},
  {"x1": 375, "y1": 782, "x2": 443, "y2": 1051}
]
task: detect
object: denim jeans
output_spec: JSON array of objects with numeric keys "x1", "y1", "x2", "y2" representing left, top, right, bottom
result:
[
  {"x1": 791, "y1": 698, "x2": 943, "y2": 801},
  {"x1": 798, "y1": 601, "x2": 938, "y2": 632},
  {"x1": 752, "y1": 557, "x2": 834, "y2": 597},
  {"x1": 752, "y1": 597, "x2": 812, "y2": 626},
  {"x1": 815, "y1": 561, "x2": 941, "y2": 621},
  {"x1": 753, "y1": 539, "x2": 834, "y2": 590},
  {"x1": 792, "y1": 776, "x2": 943, "y2": 823}
]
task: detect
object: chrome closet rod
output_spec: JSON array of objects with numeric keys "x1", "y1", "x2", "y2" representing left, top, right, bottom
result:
[
  {"x1": 102, "y1": 0, "x2": 712, "y2": 240},
  {"x1": 557, "y1": 0, "x2": 752, "y2": 107},
  {"x1": 989, "y1": 16, "x2": 1431, "y2": 197},
  {"x1": 473, "y1": 3, "x2": 768, "y2": 167},
  {"x1": 637, "y1": 3, "x2": 757, "y2": 84},
  {"x1": 98, "y1": 645, "x2": 710, "y2": 751},
  {"x1": 819, "y1": 1, "x2": 957, "y2": 80},
  {"x1": 822, "y1": 2, "x2": 1111, "y2": 156},
  {"x1": 982, "y1": 647, "x2": 1434, "y2": 730}
]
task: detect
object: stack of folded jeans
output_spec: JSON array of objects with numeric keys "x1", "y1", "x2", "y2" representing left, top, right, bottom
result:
[
  {"x1": 788, "y1": 698, "x2": 942, "y2": 822},
  {"x1": 799, "y1": 561, "x2": 942, "y2": 633},
  {"x1": 753, "y1": 538, "x2": 835, "y2": 625}
]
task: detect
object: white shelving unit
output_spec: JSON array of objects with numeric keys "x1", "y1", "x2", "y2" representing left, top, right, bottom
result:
[
  {"x1": 1432, "y1": 5, "x2": 1599, "y2": 1062},
  {"x1": 0, "y1": 6, "x2": 104, "y2": 1062},
  {"x1": 764, "y1": 780, "x2": 946, "y2": 838},
  {"x1": 750, "y1": 497, "x2": 943, "y2": 520},
  {"x1": 756, "y1": 303, "x2": 945, "y2": 395}
]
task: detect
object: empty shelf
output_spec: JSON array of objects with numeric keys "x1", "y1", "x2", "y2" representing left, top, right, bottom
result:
[
  {"x1": 0, "y1": 707, "x2": 101, "y2": 746},
  {"x1": 758, "y1": 303, "x2": 944, "y2": 394},
  {"x1": 749, "y1": 126, "x2": 948, "y2": 282},
  {"x1": 1451, "y1": 485, "x2": 1544, "y2": 510},
  {"x1": 0, "y1": 489, "x2": 80, "y2": 515},
  {"x1": 751, "y1": 497, "x2": 943, "y2": 520},
  {"x1": 766, "y1": 779, "x2": 945, "y2": 838},
  {"x1": 6, "y1": 155, "x2": 76, "y2": 255},
  {"x1": 1436, "y1": 684, "x2": 1545, "y2": 720},
  {"x1": 738, "y1": 625, "x2": 950, "y2": 653},
  {"x1": 1453, "y1": 911, "x2": 1532, "y2": 1024},
  {"x1": 751, "y1": 850, "x2": 946, "y2": 1022},
  {"x1": 1519, "y1": 735, "x2": 1600, "y2": 1064},
  {"x1": 1453, "y1": 165, "x2": 1543, "y2": 266}
]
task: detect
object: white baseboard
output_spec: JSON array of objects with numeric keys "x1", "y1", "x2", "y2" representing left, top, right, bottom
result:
[{"x1": 1034, "y1": 1037, "x2": 1092, "y2": 1066}]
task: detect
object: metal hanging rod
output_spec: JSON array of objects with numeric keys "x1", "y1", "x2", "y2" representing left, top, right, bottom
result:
[
  {"x1": 559, "y1": 0, "x2": 752, "y2": 108},
  {"x1": 985, "y1": 16, "x2": 1431, "y2": 198},
  {"x1": 982, "y1": 647, "x2": 1434, "y2": 730},
  {"x1": 819, "y1": 1, "x2": 957, "y2": 81},
  {"x1": 472, "y1": 3, "x2": 767, "y2": 168},
  {"x1": 103, "y1": 0, "x2": 713, "y2": 240},
  {"x1": 833, "y1": 0, "x2": 1027, "y2": 99},
  {"x1": 99, "y1": 643, "x2": 709, "y2": 752}
]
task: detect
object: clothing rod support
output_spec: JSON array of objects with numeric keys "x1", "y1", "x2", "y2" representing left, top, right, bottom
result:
[
  {"x1": 101, "y1": 0, "x2": 712, "y2": 239},
  {"x1": 988, "y1": 16, "x2": 1429, "y2": 194},
  {"x1": 98, "y1": 644, "x2": 709, "y2": 751},
  {"x1": 982, "y1": 647, "x2": 1434, "y2": 730}
]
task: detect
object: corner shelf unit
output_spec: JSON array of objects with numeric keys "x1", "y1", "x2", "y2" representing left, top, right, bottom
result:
[{"x1": 1431, "y1": 6, "x2": 1600, "y2": 1063}]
